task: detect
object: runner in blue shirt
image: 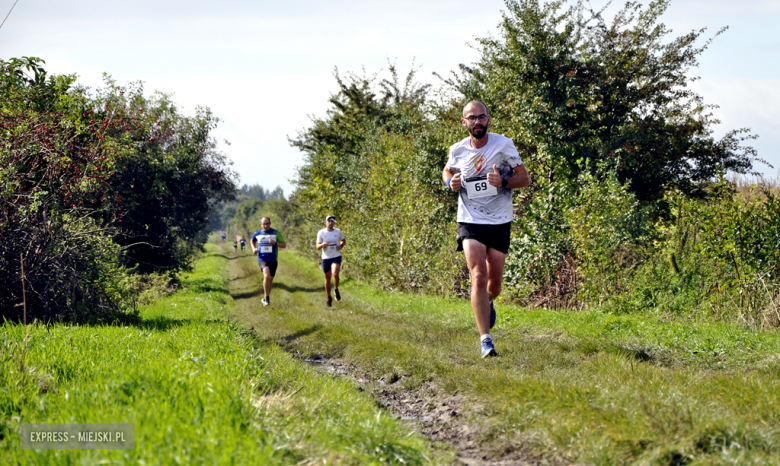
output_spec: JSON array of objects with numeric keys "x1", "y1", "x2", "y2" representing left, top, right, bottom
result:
[{"x1": 250, "y1": 217, "x2": 287, "y2": 307}]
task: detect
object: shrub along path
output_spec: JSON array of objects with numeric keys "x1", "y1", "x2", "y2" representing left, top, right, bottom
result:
[{"x1": 224, "y1": 241, "x2": 780, "y2": 465}]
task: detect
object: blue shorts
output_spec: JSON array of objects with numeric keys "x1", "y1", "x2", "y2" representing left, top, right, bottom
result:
[{"x1": 322, "y1": 256, "x2": 342, "y2": 273}]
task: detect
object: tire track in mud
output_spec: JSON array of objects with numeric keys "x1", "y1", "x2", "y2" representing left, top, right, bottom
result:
[{"x1": 221, "y1": 244, "x2": 549, "y2": 466}]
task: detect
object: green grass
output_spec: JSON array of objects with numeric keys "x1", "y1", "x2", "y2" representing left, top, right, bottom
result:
[
  {"x1": 5, "y1": 239, "x2": 779, "y2": 465},
  {"x1": 233, "y1": 248, "x2": 780, "y2": 465},
  {"x1": 0, "y1": 244, "x2": 437, "y2": 465}
]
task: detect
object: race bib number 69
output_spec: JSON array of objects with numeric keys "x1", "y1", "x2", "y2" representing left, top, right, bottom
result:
[{"x1": 464, "y1": 175, "x2": 497, "y2": 199}]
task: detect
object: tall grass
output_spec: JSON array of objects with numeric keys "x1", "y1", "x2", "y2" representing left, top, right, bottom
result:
[{"x1": 0, "y1": 244, "x2": 437, "y2": 465}]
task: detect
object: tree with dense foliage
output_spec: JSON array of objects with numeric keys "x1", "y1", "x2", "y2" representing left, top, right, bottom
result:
[
  {"x1": 290, "y1": 66, "x2": 465, "y2": 291},
  {"x1": 0, "y1": 57, "x2": 237, "y2": 322},
  {"x1": 94, "y1": 81, "x2": 237, "y2": 273},
  {"x1": 445, "y1": 0, "x2": 766, "y2": 304},
  {"x1": 450, "y1": 0, "x2": 762, "y2": 201}
]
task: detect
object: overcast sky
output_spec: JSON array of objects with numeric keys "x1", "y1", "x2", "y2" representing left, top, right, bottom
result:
[{"x1": 2, "y1": 0, "x2": 778, "y2": 195}]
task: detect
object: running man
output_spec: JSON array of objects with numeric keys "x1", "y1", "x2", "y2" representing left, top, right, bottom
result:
[
  {"x1": 251, "y1": 217, "x2": 287, "y2": 307},
  {"x1": 442, "y1": 101, "x2": 531, "y2": 358},
  {"x1": 233, "y1": 239, "x2": 238, "y2": 253},
  {"x1": 239, "y1": 238, "x2": 246, "y2": 253},
  {"x1": 316, "y1": 215, "x2": 346, "y2": 307}
]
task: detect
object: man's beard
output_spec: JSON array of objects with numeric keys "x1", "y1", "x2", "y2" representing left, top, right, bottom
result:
[{"x1": 469, "y1": 125, "x2": 488, "y2": 139}]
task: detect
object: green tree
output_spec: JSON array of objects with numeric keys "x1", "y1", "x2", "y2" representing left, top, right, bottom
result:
[
  {"x1": 1, "y1": 57, "x2": 238, "y2": 322},
  {"x1": 290, "y1": 66, "x2": 463, "y2": 292},
  {"x1": 450, "y1": 0, "x2": 762, "y2": 201},
  {"x1": 95, "y1": 81, "x2": 237, "y2": 273}
]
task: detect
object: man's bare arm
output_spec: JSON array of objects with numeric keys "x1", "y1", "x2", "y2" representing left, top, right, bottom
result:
[
  {"x1": 507, "y1": 164, "x2": 531, "y2": 188},
  {"x1": 442, "y1": 167, "x2": 462, "y2": 191}
]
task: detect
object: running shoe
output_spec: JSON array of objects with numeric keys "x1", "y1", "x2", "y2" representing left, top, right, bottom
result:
[
  {"x1": 335, "y1": 289, "x2": 341, "y2": 301},
  {"x1": 262, "y1": 297, "x2": 269, "y2": 307},
  {"x1": 327, "y1": 296, "x2": 332, "y2": 307},
  {"x1": 489, "y1": 301, "x2": 496, "y2": 329},
  {"x1": 481, "y1": 337, "x2": 498, "y2": 358}
]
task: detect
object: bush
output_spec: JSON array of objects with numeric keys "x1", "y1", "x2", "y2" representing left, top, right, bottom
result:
[
  {"x1": 0, "y1": 58, "x2": 135, "y2": 323},
  {"x1": 1, "y1": 57, "x2": 236, "y2": 322}
]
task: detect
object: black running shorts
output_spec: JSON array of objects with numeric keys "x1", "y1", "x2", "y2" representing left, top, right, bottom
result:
[
  {"x1": 258, "y1": 260, "x2": 278, "y2": 277},
  {"x1": 321, "y1": 255, "x2": 342, "y2": 273},
  {"x1": 456, "y1": 222, "x2": 511, "y2": 254}
]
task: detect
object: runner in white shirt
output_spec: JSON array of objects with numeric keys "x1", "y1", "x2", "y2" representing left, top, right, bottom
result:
[
  {"x1": 442, "y1": 101, "x2": 531, "y2": 358},
  {"x1": 315, "y1": 215, "x2": 346, "y2": 307}
]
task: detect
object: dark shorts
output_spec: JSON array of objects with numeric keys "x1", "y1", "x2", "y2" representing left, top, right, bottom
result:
[
  {"x1": 258, "y1": 260, "x2": 278, "y2": 277},
  {"x1": 322, "y1": 255, "x2": 342, "y2": 273},
  {"x1": 456, "y1": 222, "x2": 511, "y2": 254}
]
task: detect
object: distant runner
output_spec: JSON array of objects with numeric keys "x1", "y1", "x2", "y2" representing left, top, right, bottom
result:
[
  {"x1": 233, "y1": 239, "x2": 238, "y2": 253},
  {"x1": 315, "y1": 215, "x2": 346, "y2": 307},
  {"x1": 442, "y1": 101, "x2": 531, "y2": 358},
  {"x1": 221, "y1": 231, "x2": 227, "y2": 242},
  {"x1": 239, "y1": 238, "x2": 246, "y2": 253},
  {"x1": 251, "y1": 217, "x2": 287, "y2": 307}
]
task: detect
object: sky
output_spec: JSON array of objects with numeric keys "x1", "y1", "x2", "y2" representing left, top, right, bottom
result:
[{"x1": 1, "y1": 0, "x2": 778, "y2": 195}]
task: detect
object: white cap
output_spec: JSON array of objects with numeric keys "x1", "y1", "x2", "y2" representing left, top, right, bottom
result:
[{"x1": 325, "y1": 215, "x2": 336, "y2": 221}]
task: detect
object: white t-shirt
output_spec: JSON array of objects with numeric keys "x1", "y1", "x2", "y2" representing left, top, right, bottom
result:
[
  {"x1": 445, "y1": 132, "x2": 524, "y2": 224},
  {"x1": 317, "y1": 228, "x2": 345, "y2": 260}
]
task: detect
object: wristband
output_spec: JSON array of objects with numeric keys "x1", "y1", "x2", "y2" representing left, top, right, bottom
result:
[{"x1": 446, "y1": 177, "x2": 452, "y2": 189}]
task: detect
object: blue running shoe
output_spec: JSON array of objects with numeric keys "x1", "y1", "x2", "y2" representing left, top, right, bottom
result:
[
  {"x1": 481, "y1": 337, "x2": 497, "y2": 358},
  {"x1": 489, "y1": 301, "x2": 496, "y2": 329}
]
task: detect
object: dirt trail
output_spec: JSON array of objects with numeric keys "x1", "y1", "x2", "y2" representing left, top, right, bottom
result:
[{"x1": 221, "y1": 245, "x2": 547, "y2": 466}]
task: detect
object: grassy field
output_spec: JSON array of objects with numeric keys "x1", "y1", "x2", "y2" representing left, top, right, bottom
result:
[
  {"x1": 4, "y1": 240, "x2": 780, "y2": 465},
  {"x1": 225, "y1": 244, "x2": 780, "y2": 465},
  {"x1": 0, "y1": 244, "x2": 439, "y2": 465}
]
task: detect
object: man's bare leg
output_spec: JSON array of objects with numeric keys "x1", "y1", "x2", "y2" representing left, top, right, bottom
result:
[
  {"x1": 332, "y1": 263, "x2": 341, "y2": 291},
  {"x1": 324, "y1": 271, "x2": 332, "y2": 298},
  {"x1": 486, "y1": 248, "x2": 507, "y2": 302},
  {"x1": 463, "y1": 239, "x2": 491, "y2": 336},
  {"x1": 263, "y1": 268, "x2": 273, "y2": 299}
]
